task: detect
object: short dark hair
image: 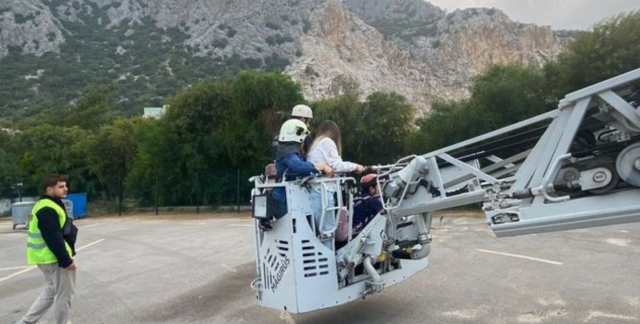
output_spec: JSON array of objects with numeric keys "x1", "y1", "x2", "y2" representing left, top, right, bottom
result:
[{"x1": 42, "y1": 174, "x2": 68, "y2": 192}]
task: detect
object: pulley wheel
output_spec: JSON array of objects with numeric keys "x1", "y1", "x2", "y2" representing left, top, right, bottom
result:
[
  {"x1": 616, "y1": 142, "x2": 640, "y2": 187},
  {"x1": 588, "y1": 164, "x2": 619, "y2": 195},
  {"x1": 554, "y1": 167, "x2": 579, "y2": 188}
]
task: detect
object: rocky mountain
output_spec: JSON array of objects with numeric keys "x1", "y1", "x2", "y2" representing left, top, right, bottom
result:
[{"x1": 0, "y1": 0, "x2": 569, "y2": 118}]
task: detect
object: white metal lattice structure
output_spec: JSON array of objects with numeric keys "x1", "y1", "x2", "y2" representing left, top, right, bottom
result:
[{"x1": 250, "y1": 67, "x2": 640, "y2": 314}]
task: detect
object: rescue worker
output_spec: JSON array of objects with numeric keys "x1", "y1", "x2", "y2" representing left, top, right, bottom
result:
[
  {"x1": 17, "y1": 174, "x2": 78, "y2": 324},
  {"x1": 352, "y1": 173, "x2": 383, "y2": 236},
  {"x1": 261, "y1": 119, "x2": 333, "y2": 230},
  {"x1": 271, "y1": 104, "x2": 314, "y2": 160}
]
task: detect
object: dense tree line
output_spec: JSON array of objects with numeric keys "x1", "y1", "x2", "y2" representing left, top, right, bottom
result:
[
  {"x1": 0, "y1": 10, "x2": 638, "y2": 210},
  {"x1": 0, "y1": 71, "x2": 414, "y2": 207}
]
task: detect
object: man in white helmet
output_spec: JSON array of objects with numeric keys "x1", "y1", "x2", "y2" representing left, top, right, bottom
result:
[
  {"x1": 291, "y1": 104, "x2": 313, "y2": 124},
  {"x1": 260, "y1": 119, "x2": 332, "y2": 230},
  {"x1": 271, "y1": 104, "x2": 314, "y2": 161}
]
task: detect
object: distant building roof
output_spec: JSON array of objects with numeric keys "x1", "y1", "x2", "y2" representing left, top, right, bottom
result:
[{"x1": 143, "y1": 105, "x2": 168, "y2": 119}]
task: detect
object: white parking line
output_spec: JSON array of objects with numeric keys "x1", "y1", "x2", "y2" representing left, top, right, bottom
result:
[
  {"x1": 477, "y1": 249, "x2": 563, "y2": 265},
  {"x1": 0, "y1": 267, "x2": 35, "y2": 283},
  {"x1": 77, "y1": 238, "x2": 105, "y2": 251},
  {"x1": 0, "y1": 266, "x2": 31, "y2": 271},
  {"x1": 586, "y1": 311, "x2": 637, "y2": 321},
  {"x1": 0, "y1": 238, "x2": 105, "y2": 283}
]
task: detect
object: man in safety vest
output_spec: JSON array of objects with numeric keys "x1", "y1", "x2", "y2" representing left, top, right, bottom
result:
[{"x1": 17, "y1": 174, "x2": 78, "y2": 324}]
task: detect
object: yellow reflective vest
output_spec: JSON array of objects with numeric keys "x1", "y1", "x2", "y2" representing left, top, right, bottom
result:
[{"x1": 26, "y1": 199, "x2": 73, "y2": 265}]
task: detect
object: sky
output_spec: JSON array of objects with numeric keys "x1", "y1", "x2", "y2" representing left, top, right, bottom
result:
[{"x1": 426, "y1": 0, "x2": 640, "y2": 30}]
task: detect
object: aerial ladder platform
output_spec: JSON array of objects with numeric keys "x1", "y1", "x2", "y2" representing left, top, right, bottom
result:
[{"x1": 249, "y1": 68, "x2": 640, "y2": 313}]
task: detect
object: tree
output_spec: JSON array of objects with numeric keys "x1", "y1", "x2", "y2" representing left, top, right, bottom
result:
[
  {"x1": 22, "y1": 85, "x2": 117, "y2": 130},
  {"x1": 312, "y1": 92, "x2": 415, "y2": 165},
  {"x1": 0, "y1": 131, "x2": 21, "y2": 198},
  {"x1": 359, "y1": 92, "x2": 415, "y2": 164},
  {"x1": 160, "y1": 71, "x2": 305, "y2": 205},
  {"x1": 125, "y1": 119, "x2": 183, "y2": 205},
  {"x1": 14, "y1": 125, "x2": 93, "y2": 196},
  {"x1": 545, "y1": 10, "x2": 640, "y2": 98},
  {"x1": 85, "y1": 118, "x2": 140, "y2": 198},
  {"x1": 63, "y1": 85, "x2": 117, "y2": 130},
  {"x1": 312, "y1": 94, "x2": 363, "y2": 160},
  {"x1": 222, "y1": 71, "x2": 304, "y2": 167},
  {"x1": 164, "y1": 80, "x2": 231, "y2": 205},
  {"x1": 407, "y1": 64, "x2": 554, "y2": 153}
]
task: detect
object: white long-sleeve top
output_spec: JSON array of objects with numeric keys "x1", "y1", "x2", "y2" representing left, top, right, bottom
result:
[
  {"x1": 307, "y1": 137, "x2": 358, "y2": 172},
  {"x1": 307, "y1": 137, "x2": 358, "y2": 192}
]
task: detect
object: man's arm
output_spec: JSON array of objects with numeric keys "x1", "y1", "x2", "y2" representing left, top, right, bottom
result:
[
  {"x1": 283, "y1": 154, "x2": 319, "y2": 175},
  {"x1": 37, "y1": 207, "x2": 73, "y2": 268}
]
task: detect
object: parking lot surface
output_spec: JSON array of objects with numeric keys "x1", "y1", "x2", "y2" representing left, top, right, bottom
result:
[{"x1": 1, "y1": 214, "x2": 638, "y2": 323}]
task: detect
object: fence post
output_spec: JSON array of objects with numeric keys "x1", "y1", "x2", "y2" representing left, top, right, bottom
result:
[
  {"x1": 118, "y1": 174, "x2": 123, "y2": 217},
  {"x1": 196, "y1": 172, "x2": 200, "y2": 214},
  {"x1": 155, "y1": 173, "x2": 159, "y2": 216},
  {"x1": 237, "y1": 169, "x2": 240, "y2": 213}
]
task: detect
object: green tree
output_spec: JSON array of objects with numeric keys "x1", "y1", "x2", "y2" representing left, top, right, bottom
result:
[
  {"x1": 62, "y1": 85, "x2": 117, "y2": 130},
  {"x1": 313, "y1": 92, "x2": 414, "y2": 165},
  {"x1": 125, "y1": 119, "x2": 183, "y2": 205},
  {"x1": 0, "y1": 131, "x2": 21, "y2": 198},
  {"x1": 312, "y1": 94, "x2": 363, "y2": 161},
  {"x1": 85, "y1": 117, "x2": 140, "y2": 198},
  {"x1": 222, "y1": 71, "x2": 304, "y2": 167},
  {"x1": 408, "y1": 64, "x2": 554, "y2": 153},
  {"x1": 164, "y1": 80, "x2": 231, "y2": 205},
  {"x1": 20, "y1": 85, "x2": 117, "y2": 130},
  {"x1": 545, "y1": 10, "x2": 640, "y2": 98},
  {"x1": 359, "y1": 92, "x2": 415, "y2": 164},
  {"x1": 14, "y1": 125, "x2": 93, "y2": 196},
  {"x1": 160, "y1": 71, "x2": 305, "y2": 205}
]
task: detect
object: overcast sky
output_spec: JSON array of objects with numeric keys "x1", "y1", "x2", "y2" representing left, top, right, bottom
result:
[{"x1": 426, "y1": 0, "x2": 640, "y2": 30}]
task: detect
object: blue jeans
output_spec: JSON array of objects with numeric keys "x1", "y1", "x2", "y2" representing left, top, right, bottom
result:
[{"x1": 310, "y1": 188, "x2": 336, "y2": 246}]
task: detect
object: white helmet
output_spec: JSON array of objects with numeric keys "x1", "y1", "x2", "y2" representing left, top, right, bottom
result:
[
  {"x1": 291, "y1": 104, "x2": 313, "y2": 119},
  {"x1": 278, "y1": 119, "x2": 310, "y2": 143}
]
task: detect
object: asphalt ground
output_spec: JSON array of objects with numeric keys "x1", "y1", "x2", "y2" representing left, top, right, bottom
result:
[{"x1": 0, "y1": 213, "x2": 638, "y2": 324}]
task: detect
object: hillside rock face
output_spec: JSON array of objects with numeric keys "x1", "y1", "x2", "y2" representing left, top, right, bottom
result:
[
  {"x1": 0, "y1": 0, "x2": 65, "y2": 58},
  {"x1": 0, "y1": 0, "x2": 568, "y2": 113},
  {"x1": 342, "y1": 1, "x2": 567, "y2": 103},
  {"x1": 286, "y1": 1, "x2": 429, "y2": 108}
]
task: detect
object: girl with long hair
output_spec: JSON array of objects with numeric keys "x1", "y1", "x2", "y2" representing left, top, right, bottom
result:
[{"x1": 307, "y1": 120, "x2": 364, "y2": 247}]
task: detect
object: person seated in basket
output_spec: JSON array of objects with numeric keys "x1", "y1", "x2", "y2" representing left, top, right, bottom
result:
[{"x1": 352, "y1": 173, "x2": 383, "y2": 236}]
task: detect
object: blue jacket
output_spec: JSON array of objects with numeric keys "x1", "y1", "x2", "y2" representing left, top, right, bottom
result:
[
  {"x1": 272, "y1": 152, "x2": 319, "y2": 218},
  {"x1": 276, "y1": 153, "x2": 318, "y2": 179}
]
